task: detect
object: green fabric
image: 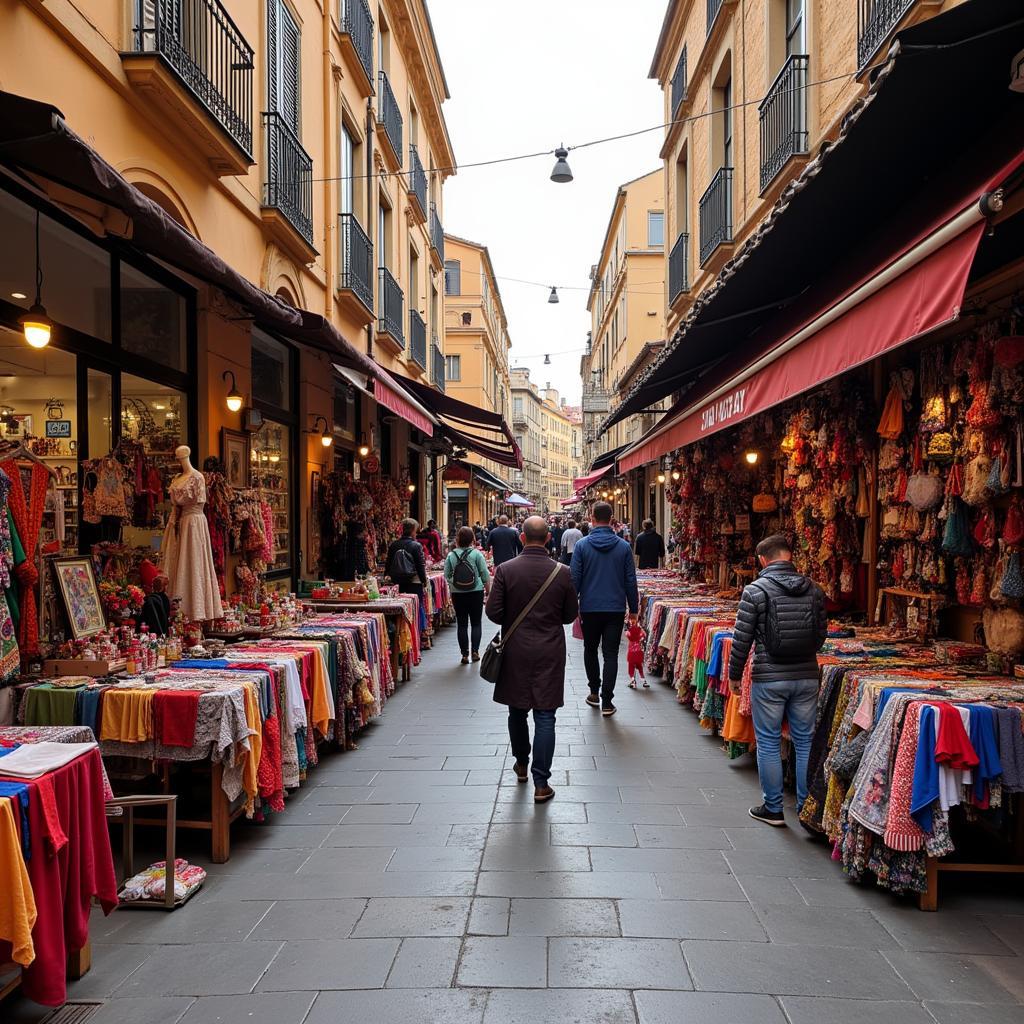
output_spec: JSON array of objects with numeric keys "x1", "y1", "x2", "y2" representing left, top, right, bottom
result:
[
  {"x1": 24, "y1": 683, "x2": 83, "y2": 727},
  {"x1": 5, "y1": 509, "x2": 23, "y2": 627},
  {"x1": 444, "y1": 547, "x2": 489, "y2": 593}
]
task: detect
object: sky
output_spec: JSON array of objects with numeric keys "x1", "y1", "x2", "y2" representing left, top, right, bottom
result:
[{"x1": 428, "y1": 1, "x2": 667, "y2": 403}]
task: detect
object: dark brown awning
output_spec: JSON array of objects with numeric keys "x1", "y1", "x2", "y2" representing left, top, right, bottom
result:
[{"x1": 0, "y1": 89, "x2": 380, "y2": 379}]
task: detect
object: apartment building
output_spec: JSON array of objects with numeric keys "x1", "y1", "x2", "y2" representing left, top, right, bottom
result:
[
  {"x1": 510, "y1": 368, "x2": 544, "y2": 509},
  {"x1": 539, "y1": 387, "x2": 577, "y2": 515}
]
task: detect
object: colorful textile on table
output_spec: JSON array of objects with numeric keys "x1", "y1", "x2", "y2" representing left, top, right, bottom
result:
[{"x1": 152, "y1": 690, "x2": 202, "y2": 748}]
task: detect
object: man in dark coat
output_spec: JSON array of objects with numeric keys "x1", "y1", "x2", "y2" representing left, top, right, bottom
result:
[
  {"x1": 485, "y1": 514, "x2": 522, "y2": 566},
  {"x1": 634, "y1": 519, "x2": 665, "y2": 570},
  {"x1": 486, "y1": 515, "x2": 578, "y2": 802},
  {"x1": 385, "y1": 518, "x2": 428, "y2": 602}
]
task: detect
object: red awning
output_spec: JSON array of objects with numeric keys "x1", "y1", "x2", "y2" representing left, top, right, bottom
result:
[
  {"x1": 372, "y1": 367, "x2": 434, "y2": 436},
  {"x1": 573, "y1": 465, "x2": 613, "y2": 491}
]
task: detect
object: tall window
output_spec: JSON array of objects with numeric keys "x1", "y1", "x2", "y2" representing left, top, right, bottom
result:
[
  {"x1": 445, "y1": 354, "x2": 461, "y2": 380},
  {"x1": 786, "y1": 0, "x2": 806, "y2": 55},
  {"x1": 378, "y1": 196, "x2": 390, "y2": 268},
  {"x1": 340, "y1": 125, "x2": 354, "y2": 214},
  {"x1": 675, "y1": 155, "x2": 688, "y2": 233},
  {"x1": 268, "y1": 0, "x2": 301, "y2": 132},
  {"x1": 647, "y1": 211, "x2": 664, "y2": 248},
  {"x1": 444, "y1": 259, "x2": 461, "y2": 295},
  {"x1": 722, "y1": 78, "x2": 733, "y2": 168}
]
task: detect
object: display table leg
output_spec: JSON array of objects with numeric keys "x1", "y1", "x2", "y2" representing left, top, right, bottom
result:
[
  {"x1": 67, "y1": 940, "x2": 91, "y2": 979},
  {"x1": 919, "y1": 857, "x2": 939, "y2": 911},
  {"x1": 211, "y1": 763, "x2": 230, "y2": 864}
]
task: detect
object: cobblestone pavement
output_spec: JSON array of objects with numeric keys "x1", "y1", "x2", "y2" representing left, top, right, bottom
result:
[{"x1": 12, "y1": 622, "x2": 1024, "y2": 1023}]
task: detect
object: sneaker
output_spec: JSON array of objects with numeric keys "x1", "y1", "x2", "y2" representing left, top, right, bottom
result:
[
  {"x1": 748, "y1": 804, "x2": 786, "y2": 827},
  {"x1": 585, "y1": 693, "x2": 600, "y2": 708},
  {"x1": 628, "y1": 680, "x2": 637, "y2": 689},
  {"x1": 602, "y1": 703, "x2": 616, "y2": 717},
  {"x1": 512, "y1": 762, "x2": 529, "y2": 784},
  {"x1": 534, "y1": 786, "x2": 555, "y2": 803}
]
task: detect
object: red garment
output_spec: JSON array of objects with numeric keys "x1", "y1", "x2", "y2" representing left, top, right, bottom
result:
[
  {"x1": 934, "y1": 703, "x2": 979, "y2": 769},
  {"x1": 228, "y1": 663, "x2": 284, "y2": 812},
  {"x1": 152, "y1": 690, "x2": 202, "y2": 747},
  {"x1": 626, "y1": 624, "x2": 646, "y2": 680},
  {"x1": 2, "y1": 461, "x2": 50, "y2": 659},
  {"x1": 0, "y1": 749, "x2": 117, "y2": 1005}
]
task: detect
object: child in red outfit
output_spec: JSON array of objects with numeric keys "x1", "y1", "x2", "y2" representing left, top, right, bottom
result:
[{"x1": 626, "y1": 622, "x2": 647, "y2": 688}]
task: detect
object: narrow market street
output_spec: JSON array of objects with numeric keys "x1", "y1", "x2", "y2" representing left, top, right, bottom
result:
[{"x1": 45, "y1": 623, "x2": 1024, "y2": 1024}]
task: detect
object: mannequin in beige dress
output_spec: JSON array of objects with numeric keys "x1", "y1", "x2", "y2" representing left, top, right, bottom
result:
[{"x1": 161, "y1": 445, "x2": 223, "y2": 622}]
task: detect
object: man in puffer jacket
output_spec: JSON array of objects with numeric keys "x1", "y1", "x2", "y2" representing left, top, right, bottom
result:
[{"x1": 727, "y1": 534, "x2": 826, "y2": 827}]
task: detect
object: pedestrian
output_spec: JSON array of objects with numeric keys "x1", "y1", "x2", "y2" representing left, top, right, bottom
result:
[
  {"x1": 444, "y1": 525, "x2": 491, "y2": 665},
  {"x1": 340, "y1": 521, "x2": 370, "y2": 581},
  {"x1": 385, "y1": 518, "x2": 428, "y2": 605},
  {"x1": 625, "y1": 619, "x2": 647, "y2": 688},
  {"x1": 549, "y1": 517, "x2": 565, "y2": 560},
  {"x1": 569, "y1": 501, "x2": 638, "y2": 717},
  {"x1": 559, "y1": 519, "x2": 582, "y2": 565},
  {"x1": 485, "y1": 514, "x2": 522, "y2": 566},
  {"x1": 580, "y1": 522, "x2": 590, "y2": 537},
  {"x1": 473, "y1": 521, "x2": 484, "y2": 546},
  {"x1": 417, "y1": 518, "x2": 443, "y2": 563},
  {"x1": 485, "y1": 515, "x2": 579, "y2": 802},
  {"x1": 727, "y1": 533, "x2": 827, "y2": 827},
  {"x1": 634, "y1": 518, "x2": 666, "y2": 570}
]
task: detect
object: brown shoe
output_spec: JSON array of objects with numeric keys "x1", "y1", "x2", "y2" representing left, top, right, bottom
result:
[
  {"x1": 460, "y1": 654, "x2": 470, "y2": 665},
  {"x1": 512, "y1": 762, "x2": 529, "y2": 783},
  {"x1": 471, "y1": 651, "x2": 481, "y2": 662},
  {"x1": 534, "y1": 786, "x2": 555, "y2": 803}
]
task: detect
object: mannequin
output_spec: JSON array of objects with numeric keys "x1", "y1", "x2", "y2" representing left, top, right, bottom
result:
[{"x1": 161, "y1": 445, "x2": 223, "y2": 622}]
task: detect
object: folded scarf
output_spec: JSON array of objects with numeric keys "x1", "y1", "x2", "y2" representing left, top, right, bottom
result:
[{"x1": 152, "y1": 690, "x2": 202, "y2": 748}]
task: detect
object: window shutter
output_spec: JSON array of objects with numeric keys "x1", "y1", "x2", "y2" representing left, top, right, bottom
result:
[
  {"x1": 267, "y1": 0, "x2": 279, "y2": 116},
  {"x1": 280, "y1": 4, "x2": 301, "y2": 133}
]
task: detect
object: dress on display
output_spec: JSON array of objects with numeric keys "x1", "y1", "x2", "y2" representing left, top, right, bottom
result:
[{"x1": 161, "y1": 472, "x2": 223, "y2": 622}]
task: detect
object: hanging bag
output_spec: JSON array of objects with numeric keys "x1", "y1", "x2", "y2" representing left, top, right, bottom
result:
[
  {"x1": 942, "y1": 498, "x2": 974, "y2": 558},
  {"x1": 1001, "y1": 552, "x2": 1024, "y2": 600}
]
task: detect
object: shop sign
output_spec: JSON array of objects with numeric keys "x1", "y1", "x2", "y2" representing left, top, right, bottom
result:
[
  {"x1": 362, "y1": 455, "x2": 380, "y2": 474},
  {"x1": 699, "y1": 388, "x2": 747, "y2": 434},
  {"x1": 735, "y1": 514, "x2": 751, "y2": 533},
  {"x1": 45, "y1": 420, "x2": 72, "y2": 438}
]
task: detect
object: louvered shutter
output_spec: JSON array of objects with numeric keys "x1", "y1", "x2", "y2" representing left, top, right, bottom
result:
[{"x1": 279, "y1": 3, "x2": 301, "y2": 134}]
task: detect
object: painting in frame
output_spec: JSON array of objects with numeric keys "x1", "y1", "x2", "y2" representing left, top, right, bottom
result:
[
  {"x1": 221, "y1": 427, "x2": 250, "y2": 489},
  {"x1": 54, "y1": 556, "x2": 106, "y2": 640}
]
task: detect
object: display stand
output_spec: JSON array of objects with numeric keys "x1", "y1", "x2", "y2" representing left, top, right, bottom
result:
[{"x1": 305, "y1": 599, "x2": 409, "y2": 681}]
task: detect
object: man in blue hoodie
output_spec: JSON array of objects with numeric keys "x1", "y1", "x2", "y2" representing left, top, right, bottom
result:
[{"x1": 570, "y1": 501, "x2": 638, "y2": 716}]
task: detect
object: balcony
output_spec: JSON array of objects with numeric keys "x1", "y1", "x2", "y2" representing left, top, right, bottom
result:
[
  {"x1": 429, "y1": 202, "x2": 444, "y2": 270},
  {"x1": 339, "y1": 0, "x2": 374, "y2": 94},
  {"x1": 407, "y1": 144, "x2": 428, "y2": 223},
  {"x1": 376, "y1": 70, "x2": 403, "y2": 168},
  {"x1": 122, "y1": 0, "x2": 254, "y2": 175},
  {"x1": 670, "y1": 46, "x2": 688, "y2": 118},
  {"x1": 668, "y1": 232, "x2": 689, "y2": 306},
  {"x1": 261, "y1": 112, "x2": 315, "y2": 258},
  {"x1": 409, "y1": 309, "x2": 427, "y2": 370},
  {"x1": 377, "y1": 267, "x2": 404, "y2": 348},
  {"x1": 760, "y1": 55, "x2": 810, "y2": 195},
  {"x1": 431, "y1": 335, "x2": 445, "y2": 393},
  {"x1": 337, "y1": 213, "x2": 374, "y2": 323},
  {"x1": 707, "y1": 0, "x2": 725, "y2": 35},
  {"x1": 858, "y1": 0, "x2": 916, "y2": 69},
  {"x1": 698, "y1": 167, "x2": 733, "y2": 265}
]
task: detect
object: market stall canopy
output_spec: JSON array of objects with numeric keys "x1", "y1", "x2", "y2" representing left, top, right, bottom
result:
[
  {"x1": 589, "y1": 444, "x2": 628, "y2": 472},
  {"x1": 573, "y1": 464, "x2": 613, "y2": 492},
  {"x1": 505, "y1": 493, "x2": 534, "y2": 508},
  {"x1": 333, "y1": 365, "x2": 435, "y2": 437},
  {"x1": 388, "y1": 373, "x2": 523, "y2": 469},
  {"x1": 606, "y1": 0, "x2": 1024, "y2": 439},
  {"x1": 0, "y1": 89, "x2": 380, "y2": 381},
  {"x1": 444, "y1": 458, "x2": 509, "y2": 491}
]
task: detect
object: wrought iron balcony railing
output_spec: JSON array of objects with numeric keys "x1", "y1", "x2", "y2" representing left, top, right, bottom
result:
[
  {"x1": 858, "y1": 0, "x2": 915, "y2": 69},
  {"x1": 378, "y1": 266, "x2": 404, "y2": 343},
  {"x1": 431, "y1": 335, "x2": 445, "y2": 392},
  {"x1": 670, "y1": 46, "x2": 688, "y2": 117},
  {"x1": 409, "y1": 308, "x2": 427, "y2": 368},
  {"x1": 263, "y1": 111, "x2": 314, "y2": 244},
  {"x1": 377, "y1": 70, "x2": 403, "y2": 164},
  {"x1": 707, "y1": 0, "x2": 725, "y2": 35},
  {"x1": 340, "y1": 0, "x2": 374, "y2": 85},
  {"x1": 429, "y1": 202, "x2": 444, "y2": 262},
  {"x1": 132, "y1": 0, "x2": 254, "y2": 156},
  {"x1": 669, "y1": 231, "x2": 689, "y2": 304},
  {"x1": 698, "y1": 166, "x2": 733, "y2": 265},
  {"x1": 758, "y1": 53, "x2": 809, "y2": 193},
  {"x1": 408, "y1": 144, "x2": 427, "y2": 220},
  {"x1": 338, "y1": 212, "x2": 373, "y2": 311}
]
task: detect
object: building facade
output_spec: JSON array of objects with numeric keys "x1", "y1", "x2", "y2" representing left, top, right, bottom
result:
[
  {"x1": 510, "y1": 368, "x2": 543, "y2": 509},
  {"x1": 539, "y1": 387, "x2": 576, "y2": 515},
  {"x1": 0, "y1": 0, "x2": 454, "y2": 583},
  {"x1": 440, "y1": 234, "x2": 513, "y2": 527}
]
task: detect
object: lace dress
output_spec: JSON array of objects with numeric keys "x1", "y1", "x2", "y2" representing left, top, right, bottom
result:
[{"x1": 161, "y1": 472, "x2": 224, "y2": 622}]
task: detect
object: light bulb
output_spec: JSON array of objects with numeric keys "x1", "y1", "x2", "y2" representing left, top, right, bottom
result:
[
  {"x1": 407, "y1": 483, "x2": 416, "y2": 493},
  {"x1": 359, "y1": 444, "x2": 369, "y2": 457},
  {"x1": 744, "y1": 450, "x2": 759, "y2": 465},
  {"x1": 21, "y1": 304, "x2": 51, "y2": 349},
  {"x1": 657, "y1": 473, "x2": 666, "y2": 484},
  {"x1": 269, "y1": 452, "x2": 280, "y2": 463},
  {"x1": 226, "y1": 393, "x2": 243, "y2": 413},
  {"x1": 671, "y1": 470, "x2": 680, "y2": 481},
  {"x1": 321, "y1": 431, "x2": 333, "y2": 447}
]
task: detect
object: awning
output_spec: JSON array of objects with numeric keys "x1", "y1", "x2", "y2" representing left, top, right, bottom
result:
[
  {"x1": 605, "y1": 0, "x2": 1024, "y2": 432},
  {"x1": 0, "y1": 90, "x2": 382, "y2": 381},
  {"x1": 573, "y1": 464, "x2": 613, "y2": 491},
  {"x1": 388, "y1": 374, "x2": 523, "y2": 469},
  {"x1": 444, "y1": 458, "x2": 509, "y2": 492},
  {"x1": 471, "y1": 465, "x2": 510, "y2": 492},
  {"x1": 590, "y1": 444, "x2": 627, "y2": 471},
  {"x1": 334, "y1": 365, "x2": 435, "y2": 437},
  {"x1": 505, "y1": 493, "x2": 534, "y2": 508},
  {"x1": 560, "y1": 494, "x2": 584, "y2": 507}
]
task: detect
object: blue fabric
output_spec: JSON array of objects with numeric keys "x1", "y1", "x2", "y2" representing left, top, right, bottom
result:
[
  {"x1": 965, "y1": 704, "x2": 1002, "y2": 802},
  {"x1": 0, "y1": 744, "x2": 18, "y2": 757},
  {"x1": 706, "y1": 631, "x2": 733, "y2": 680},
  {"x1": 0, "y1": 782, "x2": 30, "y2": 859},
  {"x1": 569, "y1": 527, "x2": 638, "y2": 614},
  {"x1": 910, "y1": 705, "x2": 939, "y2": 831},
  {"x1": 749, "y1": 679, "x2": 818, "y2": 814},
  {"x1": 875, "y1": 687, "x2": 931, "y2": 724},
  {"x1": 176, "y1": 659, "x2": 272, "y2": 718},
  {"x1": 73, "y1": 689, "x2": 103, "y2": 737}
]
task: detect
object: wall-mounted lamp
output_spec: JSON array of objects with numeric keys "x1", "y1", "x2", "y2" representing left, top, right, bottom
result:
[
  {"x1": 407, "y1": 482, "x2": 416, "y2": 494},
  {"x1": 222, "y1": 370, "x2": 243, "y2": 412},
  {"x1": 657, "y1": 473, "x2": 666, "y2": 484},
  {"x1": 671, "y1": 469, "x2": 681, "y2": 481},
  {"x1": 310, "y1": 415, "x2": 333, "y2": 447},
  {"x1": 744, "y1": 449, "x2": 759, "y2": 466},
  {"x1": 358, "y1": 432, "x2": 370, "y2": 458}
]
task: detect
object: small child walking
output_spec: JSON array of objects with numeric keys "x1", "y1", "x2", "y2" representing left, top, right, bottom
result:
[{"x1": 626, "y1": 621, "x2": 647, "y2": 688}]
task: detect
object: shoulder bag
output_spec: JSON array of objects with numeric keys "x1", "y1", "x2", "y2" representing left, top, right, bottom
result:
[{"x1": 480, "y1": 563, "x2": 562, "y2": 684}]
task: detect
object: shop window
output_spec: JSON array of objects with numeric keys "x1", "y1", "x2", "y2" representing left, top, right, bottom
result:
[
  {"x1": 120, "y1": 263, "x2": 187, "y2": 371},
  {"x1": 251, "y1": 420, "x2": 291, "y2": 573},
  {"x1": 333, "y1": 381, "x2": 356, "y2": 438},
  {"x1": 251, "y1": 329, "x2": 291, "y2": 411},
  {"x1": 120, "y1": 373, "x2": 188, "y2": 481},
  {"x1": 87, "y1": 369, "x2": 113, "y2": 457}
]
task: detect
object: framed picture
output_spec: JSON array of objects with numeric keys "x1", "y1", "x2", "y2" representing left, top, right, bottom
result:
[
  {"x1": 308, "y1": 471, "x2": 321, "y2": 574},
  {"x1": 53, "y1": 556, "x2": 105, "y2": 640},
  {"x1": 221, "y1": 427, "x2": 250, "y2": 489}
]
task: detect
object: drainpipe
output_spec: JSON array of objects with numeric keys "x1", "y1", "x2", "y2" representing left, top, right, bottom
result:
[
  {"x1": 323, "y1": 0, "x2": 333, "y2": 319},
  {"x1": 366, "y1": 97, "x2": 375, "y2": 360}
]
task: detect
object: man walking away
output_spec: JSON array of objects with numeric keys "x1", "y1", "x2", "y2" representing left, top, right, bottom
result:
[
  {"x1": 445, "y1": 525, "x2": 491, "y2": 664},
  {"x1": 486, "y1": 516, "x2": 578, "y2": 802},
  {"x1": 570, "y1": 501, "x2": 638, "y2": 717},
  {"x1": 386, "y1": 519, "x2": 428, "y2": 603},
  {"x1": 727, "y1": 534, "x2": 826, "y2": 827},
  {"x1": 549, "y1": 518, "x2": 565, "y2": 560},
  {"x1": 634, "y1": 519, "x2": 665, "y2": 570},
  {"x1": 486, "y1": 514, "x2": 522, "y2": 567},
  {"x1": 559, "y1": 519, "x2": 582, "y2": 565}
]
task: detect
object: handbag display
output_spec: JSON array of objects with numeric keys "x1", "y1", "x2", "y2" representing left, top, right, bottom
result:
[{"x1": 479, "y1": 563, "x2": 562, "y2": 684}]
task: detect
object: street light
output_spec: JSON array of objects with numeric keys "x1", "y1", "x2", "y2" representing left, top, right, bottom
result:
[
  {"x1": 222, "y1": 370, "x2": 243, "y2": 412},
  {"x1": 548, "y1": 287, "x2": 559, "y2": 304},
  {"x1": 550, "y1": 146, "x2": 573, "y2": 183}
]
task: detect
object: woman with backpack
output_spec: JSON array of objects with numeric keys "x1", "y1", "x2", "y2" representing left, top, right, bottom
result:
[{"x1": 444, "y1": 525, "x2": 491, "y2": 665}]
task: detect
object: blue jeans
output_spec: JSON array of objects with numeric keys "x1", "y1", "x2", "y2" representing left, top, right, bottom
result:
[
  {"x1": 508, "y1": 708, "x2": 557, "y2": 787},
  {"x1": 749, "y1": 679, "x2": 818, "y2": 814}
]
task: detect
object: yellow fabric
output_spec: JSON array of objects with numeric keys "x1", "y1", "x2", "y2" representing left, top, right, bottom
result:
[
  {"x1": 309, "y1": 653, "x2": 332, "y2": 739},
  {"x1": 98, "y1": 689, "x2": 154, "y2": 743},
  {"x1": 238, "y1": 682, "x2": 262, "y2": 815},
  {"x1": 0, "y1": 798, "x2": 37, "y2": 966}
]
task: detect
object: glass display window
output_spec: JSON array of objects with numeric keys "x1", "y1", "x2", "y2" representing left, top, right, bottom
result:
[
  {"x1": 120, "y1": 374, "x2": 188, "y2": 483},
  {"x1": 120, "y1": 263, "x2": 187, "y2": 371},
  {"x1": 251, "y1": 420, "x2": 291, "y2": 573}
]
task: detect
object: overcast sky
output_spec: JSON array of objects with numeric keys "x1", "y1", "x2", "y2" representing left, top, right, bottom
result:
[{"x1": 429, "y1": 1, "x2": 667, "y2": 403}]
